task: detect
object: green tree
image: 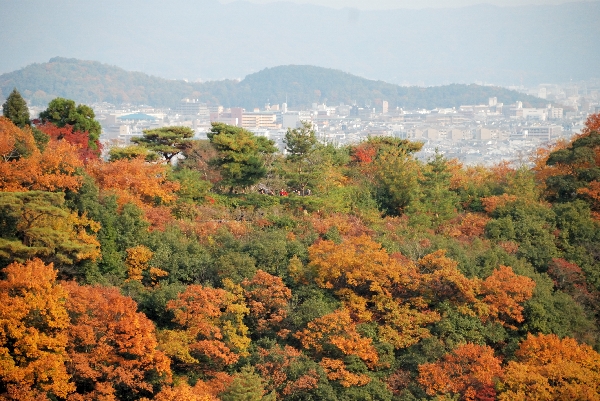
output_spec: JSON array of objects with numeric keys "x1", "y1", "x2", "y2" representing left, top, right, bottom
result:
[
  {"x1": 131, "y1": 126, "x2": 194, "y2": 163},
  {"x1": 38, "y1": 97, "x2": 102, "y2": 146},
  {"x1": 208, "y1": 123, "x2": 277, "y2": 191},
  {"x1": 221, "y1": 366, "x2": 275, "y2": 401},
  {"x1": 108, "y1": 144, "x2": 159, "y2": 162},
  {"x1": 0, "y1": 191, "x2": 100, "y2": 275},
  {"x1": 283, "y1": 121, "x2": 319, "y2": 193},
  {"x1": 2, "y1": 88, "x2": 30, "y2": 128},
  {"x1": 411, "y1": 152, "x2": 459, "y2": 227}
]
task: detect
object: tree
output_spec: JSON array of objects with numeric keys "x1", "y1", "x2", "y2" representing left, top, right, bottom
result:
[
  {"x1": 0, "y1": 191, "x2": 101, "y2": 274},
  {"x1": 131, "y1": 126, "x2": 194, "y2": 163},
  {"x1": 0, "y1": 117, "x2": 83, "y2": 192},
  {"x1": 161, "y1": 281, "x2": 250, "y2": 370},
  {"x1": 0, "y1": 259, "x2": 73, "y2": 400},
  {"x1": 207, "y1": 123, "x2": 277, "y2": 191},
  {"x1": 499, "y1": 333, "x2": 600, "y2": 400},
  {"x1": 39, "y1": 98, "x2": 101, "y2": 142},
  {"x1": 35, "y1": 122, "x2": 101, "y2": 162},
  {"x1": 241, "y1": 270, "x2": 292, "y2": 337},
  {"x1": 283, "y1": 121, "x2": 319, "y2": 192},
  {"x1": 221, "y1": 366, "x2": 275, "y2": 401},
  {"x1": 1, "y1": 88, "x2": 30, "y2": 128},
  {"x1": 411, "y1": 152, "x2": 459, "y2": 227},
  {"x1": 295, "y1": 309, "x2": 378, "y2": 387},
  {"x1": 63, "y1": 282, "x2": 172, "y2": 401},
  {"x1": 305, "y1": 235, "x2": 440, "y2": 349},
  {"x1": 418, "y1": 343, "x2": 503, "y2": 401},
  {"x1": 86, "y1": 157, "x2": 179, "y2": 209},
  {"x1": 109, "y1": 145, "x2": 159, "y2": 162}
]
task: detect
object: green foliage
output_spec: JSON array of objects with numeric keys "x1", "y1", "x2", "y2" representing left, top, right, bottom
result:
[
  {"x1": 131, "y1": 126, "x2": 194, "y2": 162},
  {"x1": 208, "y1": 123, "x2": 277, "y2": 190},
  {"x1": 2, "y1": 88, "x2": 30, "y2": 127},
  {"x1": 409, "y1": 152, "x2": 459, "y2": 227},
  {"x1": 0, "y1": 191, "x2": 97, "y2": 275},
  {"x1": 221, "y1": 366, "x2": 274, "y2": 401},
  {"x1": 144, "y1": 227, "x2": 211, "y2": 284},
  {"x1": 39, "y1": 97, "x2": 101, "y2": 145},
  {"x1": 171, "y1": 168, "x2": 212, "y2": 204},
  {"x1": 108, "y1": 145, "x2": 159, "y2": 162},
  {"x1": 486, "y1": 200, "x2": 558, "y2": 270}
]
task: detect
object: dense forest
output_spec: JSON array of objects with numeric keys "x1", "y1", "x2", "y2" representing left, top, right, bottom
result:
[
  {"x1": 0, "y1": 58, "x2": 546, "y2": 109},
  {"x1": 1, "y1": 89, "x2": 600, "y2": 401}
]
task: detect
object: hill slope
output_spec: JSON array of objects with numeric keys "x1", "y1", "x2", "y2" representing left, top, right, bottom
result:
[{"x1": 0, "y1": 58, "x2": 545, "y2": 110}]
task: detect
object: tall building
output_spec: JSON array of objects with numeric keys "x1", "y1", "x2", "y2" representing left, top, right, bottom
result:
[
  {"x1": 175, "y1": 99, "x2": 209, "y2": 118},
  {"x1": 382, "y1": 101, "x2": 389, "y2": 114}
]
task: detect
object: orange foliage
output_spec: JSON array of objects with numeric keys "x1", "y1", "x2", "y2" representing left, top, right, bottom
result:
[
  {"x1": 307, "y1": 213, "x2": 373, "y2": 238},
  {"x1": 0, "y1": 117, "x2": 83, "y2": 192},
  {"x1": 306, "y1": 236, "x2": 440, "y2": 348},
  {"x1": 499, "y1": 333, "x2": 600, "y2": 400},
  {"x1": 479, "y1": 265, "x2": 535, "y2": 329},
  {"x1": 351, "y1": 143, "x2": 376, "y2": 164},
  {"x1": 86, "y1": 157, "x2": 179, "y2": 209},
  {"x1": 440, "y1": 213, "x2": 491, "y2": 240},
  {"x1": 36, "y1": 122, "x2": 101, "y2": 163},
  {"x1": 418, "y1": 343, "x2": 503, "y2": 401},
  {"x1": 418, "y1": 250, "x2": 481, "y2": 313},
  {"x1": 164, "y1": 282, "x2": 250, "y2": 368},
  {"x1": 63, "y1": 282, "x2": 172, "y2": 400},
  {"x1": 320, "y1": 358, "x2": 371, "y2": 387},
  {"x1": 480, "y1": 194, "x2": 518, "y2": 214},
  {"x1": 581, "y1": 112, "x2": 600, "y2": 136},
  {"x1": 0, "y1": 259, "x2": 73, "y2": 400},
  {"x1": 241, "y1": 270, "x2": 292, "y2": 335},
  {"x1": 295, "y1": 309, "x2": 379, "y2": 369},
  {"x1": 152, "y1": 381, "x2": 220, "y2": 401}
]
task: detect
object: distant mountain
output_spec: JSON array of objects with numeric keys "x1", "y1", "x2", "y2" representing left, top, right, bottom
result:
[
  {"x1": 0, "y1": 0, "x2": 599, "y2": 86},
  {"x1": 0, "y1": 58, "x2": 545, "y2": 110}
]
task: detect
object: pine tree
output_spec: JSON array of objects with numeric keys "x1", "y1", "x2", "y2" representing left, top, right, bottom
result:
[{"x1": 2, "y1": 88, "x2": 30, "y2": 128}]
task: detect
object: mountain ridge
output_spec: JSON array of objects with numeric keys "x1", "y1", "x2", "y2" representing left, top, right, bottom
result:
[{"x1": 0, "y1": 58, "x2": 545, "y2": 110}]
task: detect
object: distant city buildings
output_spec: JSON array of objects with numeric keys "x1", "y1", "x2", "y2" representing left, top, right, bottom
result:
[{"x1": 89, "y1": 79, "x2": 599, "y2": 166}]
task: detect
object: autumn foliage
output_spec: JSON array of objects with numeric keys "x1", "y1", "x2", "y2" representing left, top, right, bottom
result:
[{"x1": 2, "y1": 104, "x2": 600, "y2": 400}]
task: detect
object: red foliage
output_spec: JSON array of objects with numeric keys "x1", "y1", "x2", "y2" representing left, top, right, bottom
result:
[
  {"x1": 351, "y1": 143, "x2": 377, "y2": 164},
  {"x1": 36, "y1": 122, "x2": 101, "y2": 163}
]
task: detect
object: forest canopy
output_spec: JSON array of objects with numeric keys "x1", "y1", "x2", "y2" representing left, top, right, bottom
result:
[{"x1": 1, "y1": 93, "x2": 600, "y2": 400}]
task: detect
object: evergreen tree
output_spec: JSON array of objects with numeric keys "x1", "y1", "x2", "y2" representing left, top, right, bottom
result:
[
  {"x1": 2, "y1": 88, "x2": 30, "y2": 128},
  {"x1": 221, "y1": 366, "x2": 275, "y2": 401}
]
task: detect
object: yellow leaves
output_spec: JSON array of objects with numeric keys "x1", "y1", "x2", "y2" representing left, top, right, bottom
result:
[
  {"x1": 125, "y1": 245, "x2": 169, "y2": 286},
  {"x1": 0, "y1": 259, "x2": 73, "y2": 399},
  {"x1": 499, "y1": 333, "x2": 600, "y2": 401}
]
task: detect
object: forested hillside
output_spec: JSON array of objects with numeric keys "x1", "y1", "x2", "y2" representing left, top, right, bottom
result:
[
  {"x1": 0, "y1": 58, "x2": 545, "y2": 109},
  {"x1": 1, "y1": 90, "x2": 600, "y2": 400}
]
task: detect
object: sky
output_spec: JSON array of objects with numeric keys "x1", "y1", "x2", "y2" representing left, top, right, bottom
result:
[{"x1": 220, "y1": 0, "x2": 596, "y2": 9}]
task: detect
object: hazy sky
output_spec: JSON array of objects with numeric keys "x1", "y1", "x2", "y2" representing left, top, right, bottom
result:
[{"x1": 220, "y1": 0, "x2": 597, "y2": 9}]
